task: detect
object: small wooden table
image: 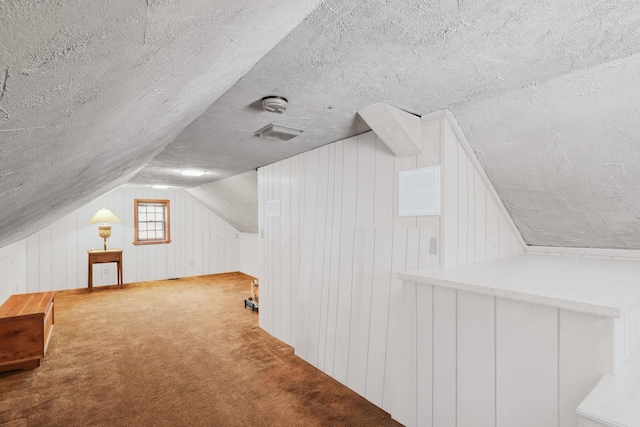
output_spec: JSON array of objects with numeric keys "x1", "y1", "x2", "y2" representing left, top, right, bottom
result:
[{"x1": 87, "y1": 249, "x2": 123, "y2": 292}]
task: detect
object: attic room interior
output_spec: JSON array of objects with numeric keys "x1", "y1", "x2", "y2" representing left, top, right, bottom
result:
[{"x1": 2, "y1": 1, "x2": 640, "y2": 426}]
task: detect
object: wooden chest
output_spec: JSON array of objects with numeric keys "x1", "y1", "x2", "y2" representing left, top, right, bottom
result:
[{"x1": 0, "y1": 292, "x2": 55, "y2": 373}]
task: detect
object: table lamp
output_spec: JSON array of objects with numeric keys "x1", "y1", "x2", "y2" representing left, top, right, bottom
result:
[{"x1": 89, "y1": 208, "x2": 121, "y2": 251}]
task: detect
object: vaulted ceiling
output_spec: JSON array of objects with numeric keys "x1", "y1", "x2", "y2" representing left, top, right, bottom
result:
[{"x1": 2, "y1": 1, "x2": 640, "y2": 249}]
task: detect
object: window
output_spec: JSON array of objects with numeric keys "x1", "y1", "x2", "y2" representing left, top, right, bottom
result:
[{"x1": 134, "y1": 199, "x2": 171, "y2": 245}]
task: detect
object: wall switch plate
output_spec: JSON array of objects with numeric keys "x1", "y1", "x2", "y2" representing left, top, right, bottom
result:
[{"x1": 429, "y1": 237, "x2": 438, "y2": 255}]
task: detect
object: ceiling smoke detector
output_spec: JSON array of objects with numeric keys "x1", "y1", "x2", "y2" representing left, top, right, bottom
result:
[{"x1": 261, "y1": 96, "x2": 288, "y2": 114}]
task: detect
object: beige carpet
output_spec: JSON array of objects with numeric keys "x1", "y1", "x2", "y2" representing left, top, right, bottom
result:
[{"x1": 0, "y1": 273, "x2": 401, "y2": 426}]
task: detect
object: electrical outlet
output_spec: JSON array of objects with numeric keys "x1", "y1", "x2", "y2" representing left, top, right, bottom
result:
[{"x1": 429, "y1": 238, "x2": 438, "y2": 255}]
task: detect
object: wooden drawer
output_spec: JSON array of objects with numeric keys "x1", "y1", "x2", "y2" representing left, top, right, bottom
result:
[{"x1": 93, "y1": 253, "x2": 120, "y2": 263}]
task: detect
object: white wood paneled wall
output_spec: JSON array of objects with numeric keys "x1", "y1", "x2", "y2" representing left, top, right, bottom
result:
[
  {"x1": 0, "y1": 186, "x2": 241, "y2": 301},
  {"x1": 257, "y1": 113, "x2": 528, "y2": 425},
  {"x1": 392, "y1": 283, "x2": 616, "y2": 427},
  {"x1": 239, "y1": 233, "x2": 260, "y2": 279},
  {"x1": 0, "y1": 240, "x2": 27, "y2": 305},
  {"x1": 258, "y1": 126, "x2": 439, "y2": 345},
  {"x1": 441, "y1": 117, "x2": 525, "y2": 266},
  {"x1": 259, "y1": 156, "x2": 302, "y2": 346}
]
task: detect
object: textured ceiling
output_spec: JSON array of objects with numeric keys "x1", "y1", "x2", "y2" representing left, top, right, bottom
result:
[
  {"x1": 455, "y1": 55, "x2": 640, "y2": 249},
  {"x1": 2, "y1": 1, "x2": 640, "y2": 247},
  {"x1": 186, "y1": 170, "x2": 258, "y2": 234},
  {"x1": 0, "y1": 0, "x2": 322, "y2": 246}
]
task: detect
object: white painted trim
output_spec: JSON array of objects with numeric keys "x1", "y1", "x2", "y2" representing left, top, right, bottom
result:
[
  {"x1": 429, "y1": 110, "x2": 527, "y2": 251},
  {"x1": 527, "y1": 245, "x2": 640, "y2": 260},
  {"x1": 358, "y1": 103, "x2": 422, "y2": 157}
]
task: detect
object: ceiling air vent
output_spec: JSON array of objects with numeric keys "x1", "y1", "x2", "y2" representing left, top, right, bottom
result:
[
  {"x1": 399, "y1": 166, "x2": 441, "y2": 216},
  {"x1": 255, "y1": 123, "x2": 304, "y2": 141}
]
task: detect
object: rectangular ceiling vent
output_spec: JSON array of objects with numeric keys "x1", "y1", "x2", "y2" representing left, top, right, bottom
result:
[
  {"x1": 255, "y1": 123, "x2": 303, "y2": 141},
  {"x1": 399, "y1": 166, "x2": 440, "y2": 216}
]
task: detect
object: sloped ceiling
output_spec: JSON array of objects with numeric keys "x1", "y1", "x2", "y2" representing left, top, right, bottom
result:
[
  {"x1": 187, "y1": 170, "x2": 258, "y2": 234},
  {"x1": 455, "y1": 55, "x2": 640, "y2": 249},
  {"x1": 0, "y1": 0, "x2": 322, "y2": 247},
  {"x1": 2, "y1": 1, "x2": 640, "y2": 248}
]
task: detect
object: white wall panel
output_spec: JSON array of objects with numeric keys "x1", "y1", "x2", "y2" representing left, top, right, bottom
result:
[
  {"x1": 415, "y1": 278, "x2": 434, "y2": 427},
  {"x1": 324, "y1": 141, "x2": 344, "y2": 376},
  {"x1": 496, "y1": 298, "x2": 558, "y2": 427},
  {"x1": 374, "y1": 137, "x2": 395, "y2": 227},
  {"x1": 308, "y1": 147, "x2": 330, "y2": 367},
  {"x1": 290, "y1": 156, "x2": 301, "y2": 347},
  {"x1": 356, "y1": 133, "x2": 377, "y2": 228},
  {"x1": 433, "y1": 286, "x2": 457, "y2": 427},
  {"x1": 317, "y1": 145, "x2": 336, "y2": 370},
  {"x1": 347, "y1": 227, "x2": 374, "y2": 397},
  {"x1": 382, "y1": 228, "x2": 410, "y2": 419},
  {"x1": 457, "y1": 144, "x2": 468, "y2": 265},
  {"x1": 0, "y1": 240, "x2": 27, "y2": 304},
  {"x1": 559, "y1": 310, "x2": 614, "y2": 427},
  {"x1": 271, "y1": 161, "x2": 283, "y2": 339},
  {"x1": 333, "y1": 228, "x2": 356, "y2": 385},
  {"x1": 442, "y1": 119, "x2": 459, "y2": 267},
  {"x1": 239, "y1": 233, "x2": 260, "y2": 279},
  {"x1": 365, "y1": 227, "x2": 394, "y2": 407},
  {"x1": 280, "y1": 158, "x2": 293, "y2": 346},
  {"x1": 457, "y1": 292, "x2": 495, "y2": 427},
  {"x1": 295, "y1": 151, "x2": 319, "y2": 360}
]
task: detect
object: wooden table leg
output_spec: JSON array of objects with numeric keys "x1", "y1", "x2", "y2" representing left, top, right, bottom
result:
[
  {"x1": 118, "y1": 260, "x2": 123, "y2": 288},
  {"x1": 88, "y1": 261, "x2": 93, "y2": 292}
]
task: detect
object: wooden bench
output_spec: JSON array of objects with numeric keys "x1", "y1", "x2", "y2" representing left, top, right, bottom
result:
[{"x1": 0, "y1": 292, "x2": 55, "y2": 373}]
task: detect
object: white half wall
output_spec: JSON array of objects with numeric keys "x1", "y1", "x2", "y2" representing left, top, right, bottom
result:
[{"x1": 0, "y1": 186, "x2": 242, "y2": 303}]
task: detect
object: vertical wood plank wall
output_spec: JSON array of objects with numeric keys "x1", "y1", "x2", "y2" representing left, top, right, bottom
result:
[
  {"x1": 441, "y1": 118, "x2": 524, "y2": 267},
  {"x1": 239, "y1": 232, "x2": 260, "y2": 279},
  {"x1": 391, "y1": 286, "x2": 615, "y2": 427},
  {"x1": 0, "y1": 186, "x2": 241, "y2": 300},
  {"x1": 0, "y1": 241, "x2": 27, "y2": 305},
  {"x1": 257, "y1": 115, "x2": 525, "y2": 426}
]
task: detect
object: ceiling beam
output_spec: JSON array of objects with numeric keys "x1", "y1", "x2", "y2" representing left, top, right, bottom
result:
[{"x1": 357, "y1": 103, "x2": 422, "y2": 157}]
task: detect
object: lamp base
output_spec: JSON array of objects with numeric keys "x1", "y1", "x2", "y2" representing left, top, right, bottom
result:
[{"x1": 98, "y1": 225, "x2": 112, "y2": 251}]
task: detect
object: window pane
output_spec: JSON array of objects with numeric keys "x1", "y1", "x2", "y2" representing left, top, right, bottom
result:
[{"x1": 135, "y1": 200, "x2": 169, "y2": 245}]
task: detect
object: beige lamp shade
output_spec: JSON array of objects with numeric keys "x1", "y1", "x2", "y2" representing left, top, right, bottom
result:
[
  {"x1": 89, "y1": 208, "x2": 121, "y2": 224},
  {"x1": 89, "y1": 209, "x2": 121, "y2": 251}
]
